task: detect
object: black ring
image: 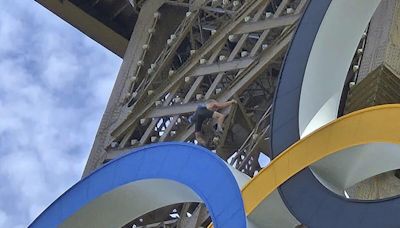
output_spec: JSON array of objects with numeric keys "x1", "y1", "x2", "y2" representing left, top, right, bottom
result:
[{"x1": 271, "y1": 0, "x2": 400, "y2": 227}]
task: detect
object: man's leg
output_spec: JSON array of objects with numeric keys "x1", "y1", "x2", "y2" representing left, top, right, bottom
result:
[
  {"x1": 212, "y1": 112, "x2": 225, "y2": 132},
  {"x1": 195, "y1": 132, "x2": 207, "y2": 146}
]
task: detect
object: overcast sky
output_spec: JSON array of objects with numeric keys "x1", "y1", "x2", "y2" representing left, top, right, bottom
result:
[{"x1": 0, "y1": 1, "x2": 121, "y2": 227}]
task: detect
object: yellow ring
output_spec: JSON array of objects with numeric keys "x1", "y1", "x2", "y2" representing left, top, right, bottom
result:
[{"x1": 242, "y1": 104, "x2": 400, "y2": 214}]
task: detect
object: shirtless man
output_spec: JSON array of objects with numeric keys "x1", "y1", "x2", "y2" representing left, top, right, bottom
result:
[{"x1": 190, "y1": 99, "x2": 237, "y2": 146}]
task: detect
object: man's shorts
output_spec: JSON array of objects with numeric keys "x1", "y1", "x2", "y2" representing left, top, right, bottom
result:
[{"x1": 195, "y1": 106, "x2": 214, "y2": 132}]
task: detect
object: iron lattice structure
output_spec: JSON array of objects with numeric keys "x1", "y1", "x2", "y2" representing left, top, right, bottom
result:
[
  {"x1": 86, "y1": 0, "x2": 306, "y2": 172},
  {"x1": 69, "y1": 0, "x2": 357, "y2": 227}
]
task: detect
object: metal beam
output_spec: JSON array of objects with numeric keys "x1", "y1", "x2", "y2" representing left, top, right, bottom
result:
[
  {"x1": 189, "y1": 58, "x2": 254, "y2": 77},
  {"x1": 83, "y1": 0, "x2": 165, "y2": 176},
  {"x1": 216, "y1": 105, "x2": 238, "y2": 160},
  {"x1": 176, "y1": 204, "x2": 208, "y2": 228},
  {"x1": 146, "y1": 103, "x2": 199, "y2": 118},
  {"x1": 233, "y1": 14, "x2": 300, "y2": 34},
  {"x1": 36, "y1": 0, "x2": 128, "y2": 57},
  {"x1": 166, "y1": 1, "x2": 236, "y2": 15},
  {"x1": 235, "y1": 96, "x2": 256, "y2": 130},
  {"x1": 201, "y1": 25, "x2": 261, "y2": 39}
]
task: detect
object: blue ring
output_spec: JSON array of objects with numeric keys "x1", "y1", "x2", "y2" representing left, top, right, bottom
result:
[{"x1": 29, "y1": 142, "x2": 246, "y2": 228}]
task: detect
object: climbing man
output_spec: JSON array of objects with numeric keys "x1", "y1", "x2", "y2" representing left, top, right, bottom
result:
[{"x1": 190, "y1": 99, "x2": 237, "y2": 146}]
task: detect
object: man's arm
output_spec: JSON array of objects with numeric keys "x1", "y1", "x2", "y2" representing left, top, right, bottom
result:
[{"x1": 214, "y1": 99, "x2": 237, "y2": 109}]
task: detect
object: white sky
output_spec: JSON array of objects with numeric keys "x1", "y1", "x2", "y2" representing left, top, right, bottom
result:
[{"x1": 0, "y1": 1, "x2": 121, "y2": 227}]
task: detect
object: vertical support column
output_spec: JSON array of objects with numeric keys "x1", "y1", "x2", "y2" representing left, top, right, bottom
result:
[
  {"x1": 345, "y1": 0, "x2": 400, "y2": 200},
  {"x1": 83, "y1": 0, "x2": 167, "y2": 176},
  {"x1": 357, "y1": 0, "x2": 400, "y2": 81}
]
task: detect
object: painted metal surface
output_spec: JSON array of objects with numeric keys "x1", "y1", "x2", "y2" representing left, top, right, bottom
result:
[
  {"x1": 246, "y1": 105, "x2": 400, "y2": 217},
  {"x1": 29, "y1": 143, "x2": 246, "y2": 228},
  {"x1": 270, "y1": 0, "x2": 400, "y2": 226}
]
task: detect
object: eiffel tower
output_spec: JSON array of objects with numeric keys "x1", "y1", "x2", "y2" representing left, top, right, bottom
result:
[{"x1": 35, "y1": 0, "x2": 400, "y2": 227}]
